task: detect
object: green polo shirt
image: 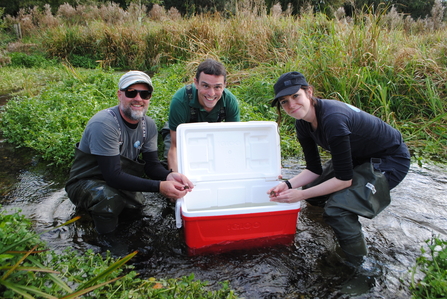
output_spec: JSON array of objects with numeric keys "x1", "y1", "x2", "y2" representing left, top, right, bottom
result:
[{"x1": 168, "y1": 84, "x2": 240, "y2": 131}]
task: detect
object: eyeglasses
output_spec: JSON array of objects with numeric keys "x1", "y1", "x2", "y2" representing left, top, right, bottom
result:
[{"x1": 122, "y1": 89, "x2": 152, "y2": 100}]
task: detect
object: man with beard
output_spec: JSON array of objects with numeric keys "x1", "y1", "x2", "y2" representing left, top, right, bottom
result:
[{"x1": 65, "y1": 71, "x2": 193, "y2": 234}]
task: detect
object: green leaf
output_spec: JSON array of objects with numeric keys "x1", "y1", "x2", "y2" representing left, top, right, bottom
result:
[
  {"x1": 1, "y1": 216, "x2": 80, "y2": 255},
  {"x1": 60, "y1": 276, "x2": 122, "y2": 299},
  {"x1": 27, "y1": 255, "x2": 73, "y2": 293},
  {"x1": 1, "y1": 279, "x2": 58, "y2": 298},
  {"x1": 77, "y1": 250, "x2": 138, "y2": 290}
]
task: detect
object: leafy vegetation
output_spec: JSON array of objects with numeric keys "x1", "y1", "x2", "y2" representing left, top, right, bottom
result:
[
  {"x1": 0, "y1": 2, "x2": 445, "y2": 167},
  {"x1": 411, "y1": 237, "x2": 447, "y2": 298},
  {"x1": 8, "y1": 52, "x2": 58, "y2": 68},
  {"x1": 0, "y1": 66, "x2": 118, "y2": 167},
  {"x1": 0, "y1": 208, "x2": 238, "y2": 298}
]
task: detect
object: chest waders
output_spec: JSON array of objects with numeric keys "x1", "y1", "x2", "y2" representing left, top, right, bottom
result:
[
  {"x1": 65, "y1": 110, "x2": 147, "y2": 234},
  {"x1": 65, "y1": 148, "x2": 146, "y2": 233},
  {"x1": 303, "y1": 159, "x2": 391, "y2": 266},
  {"x1": 160, "y1": 84, "x2": 227, "y2": 159}
]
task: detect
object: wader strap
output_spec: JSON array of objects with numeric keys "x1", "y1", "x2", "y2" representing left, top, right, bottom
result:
[
  {"x1": 107, "y1": 109, "x2": 123, "y2": 147},
  {"x1": 216, "y1": 107, "x2": 226, "y2": 122},
  {"x1": 186, "y1": 84, "x2": 226, "y2": 123},
  {"x1": 371, "y1": 157, "x2": 382, "y2": 172},
  {"x1": 107, "y1": 109, "x2": 146, "y2": 156}
]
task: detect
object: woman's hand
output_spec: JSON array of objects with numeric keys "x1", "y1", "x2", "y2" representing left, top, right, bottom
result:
[
  {"x1": 267, "y1": 182, "x2": 288, "y2": 199},
  {"x1": 267, "y1": 182, "x2": 306, "y2": 203},
  {"x1": 269, "y1": 188, "x2": 307, "y2": 203}
]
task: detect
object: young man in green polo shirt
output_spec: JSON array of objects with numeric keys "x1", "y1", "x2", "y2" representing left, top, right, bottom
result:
[{"x1": 164, "y1": 59, "x2": 240, "y2": 171}]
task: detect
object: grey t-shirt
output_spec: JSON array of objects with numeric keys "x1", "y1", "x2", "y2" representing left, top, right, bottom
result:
[{"x1": 79, "y1": 105, "x2": 158, "y2": 159}]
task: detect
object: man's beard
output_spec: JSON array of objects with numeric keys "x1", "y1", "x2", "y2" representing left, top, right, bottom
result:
[{"x1": 120, "y1": 104, "x2": 147, "y2": 121}]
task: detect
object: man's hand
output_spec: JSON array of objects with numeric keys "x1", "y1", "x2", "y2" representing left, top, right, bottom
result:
[
  {"x1": 166, "y1": 172, "x2": 194, "y2": 191},
  {"x1": 160, "y1": 172, "x2": 194, "y2": 201},
  {"x1": 159, "y1": 181, "x2": 190, "y2": 200}
]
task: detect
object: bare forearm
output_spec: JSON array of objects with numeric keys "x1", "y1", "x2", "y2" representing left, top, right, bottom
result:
[
  {"x1": 288, "y1": 169, "x2": 320, "y2": 189},
  {"x1": 300, "y1": 177, "x2": 351, "y2": 200},
  {"x1": 269, "y1": 170, "x2": 351, "y2": 203},
  {"x1": 167, "y1": 146, "x2": 178, "y2": 172}
]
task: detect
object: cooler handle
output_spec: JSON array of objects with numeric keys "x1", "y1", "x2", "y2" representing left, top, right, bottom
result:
[{"x1": 175, "y1": 198, "x2": 183, "y2": 228}]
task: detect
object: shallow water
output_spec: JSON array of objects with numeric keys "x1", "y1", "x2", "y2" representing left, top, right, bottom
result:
[{"x1": 1, "y1": 137, "x2": 446, "y2": 298}]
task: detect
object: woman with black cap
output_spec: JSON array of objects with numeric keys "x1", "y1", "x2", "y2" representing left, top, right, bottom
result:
[{"x1": 267, "y1": 71, "x2": 410, "y2": 266}]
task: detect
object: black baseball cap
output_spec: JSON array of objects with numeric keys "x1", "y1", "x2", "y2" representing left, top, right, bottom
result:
[{"x1": 271, "y1": 71, "x2": 308, "y2": 107}]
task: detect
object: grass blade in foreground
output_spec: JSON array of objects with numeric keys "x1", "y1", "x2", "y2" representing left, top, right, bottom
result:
[{"x1": 76, "y1": 250, "x2": 138, "y2": 290}]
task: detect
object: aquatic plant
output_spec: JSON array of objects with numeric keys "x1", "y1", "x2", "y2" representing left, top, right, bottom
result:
[
  {"x1": 0, "y1": 209, "x2": 238, "y2": 298},
  {"x1": 410, "y1": 237, "x2": 447, "y2": 299},
  {"x1": 0, "y1": 211, "x2": 137, "y2": 298}
]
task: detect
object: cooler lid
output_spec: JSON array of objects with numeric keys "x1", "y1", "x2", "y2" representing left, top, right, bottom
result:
[{"x1": 177, "y1": 121, "x2": 281, "y2": 183}]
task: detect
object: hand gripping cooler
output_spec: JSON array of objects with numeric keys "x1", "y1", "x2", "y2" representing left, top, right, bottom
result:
[{"x1": 174, "y1": 121, "x2": 300, "y2": 254}]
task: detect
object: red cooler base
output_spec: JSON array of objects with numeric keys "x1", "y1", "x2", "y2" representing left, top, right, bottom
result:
[
  {"x1": 182, "y1": 208, "x2": 300, "y2": 255},
  {"x1": 186, "y1": 234, "x2": 295, "y2": 256}
]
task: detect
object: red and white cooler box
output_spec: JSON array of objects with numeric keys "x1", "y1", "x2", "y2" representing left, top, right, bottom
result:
[{"x1": 174, "y1": 121, "x2": 301, "y2": 254}]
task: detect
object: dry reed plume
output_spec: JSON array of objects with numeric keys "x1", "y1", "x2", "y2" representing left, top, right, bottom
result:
[
  {"x1": 4, "y1": 1, "x2": 446, "y2": 69},
  {"x1": 3, "y1": 1, "x2": 446, "y2": 118}
]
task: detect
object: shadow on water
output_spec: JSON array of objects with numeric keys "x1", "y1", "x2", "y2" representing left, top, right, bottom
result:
[{"x1": 1, "y1": 133, "x2": 447, "y2": 298}]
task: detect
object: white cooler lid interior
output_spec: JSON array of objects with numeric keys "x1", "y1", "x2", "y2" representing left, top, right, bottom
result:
[{"x1": 177, "y1": 121, "x2": 281, "y2": 183}]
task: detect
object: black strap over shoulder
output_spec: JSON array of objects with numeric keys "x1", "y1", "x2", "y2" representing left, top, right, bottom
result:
[
  {"x1": 186, "y1": 84, "x2": 226, "y2": 123},
  {"x1": 107, "y1": 108, "x2": 146, "y2": 156},
  {"x1": 216, "y1": 107, "x2": 226, "y2": 122}
]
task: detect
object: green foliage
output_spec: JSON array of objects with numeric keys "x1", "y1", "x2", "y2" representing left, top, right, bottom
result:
[
  {"x1": 411, "y1": 237, "x2": 447, "y2": 298},
  {"x1": 128, "y1": 274, "x2": 237, "y2": 298},
  {"x1": 351, "y1": 0, "x2": 438, "y2": 20},
  {"x1": 0, "y1": 211, "x2": 40, "y2": 253},
  {"x1": 68, "y1": 53, "x2": 101, "y2": 69},
  {"x1": 1, "y1": 0, "x2": 440, "y2": 19},
  {"x1": 8, "y1": 52, "x2": 59, "y2": 68},
  {"x1": 1, "y1": 5, "x2": 447, "y2": 167},
  {"x1": 0, "y1": 210, "x2": 136, "y2": 298},
  {"x1": 0, "y1": 67, "x2": 118, "y2": 168},
  {"x1": 0, "y1": 7, "x2": 6, "y2": 30},
  {"x1": 147, "y1": 63, "x2": 188, "y2": 129},
  {"x1": 0, "y1": 209, "x2": 238, "y2": 298}
]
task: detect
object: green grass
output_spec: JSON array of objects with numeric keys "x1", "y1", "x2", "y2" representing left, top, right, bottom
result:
[{"x1": 0, "y1": 66, "x2": 118, "y2": 167}]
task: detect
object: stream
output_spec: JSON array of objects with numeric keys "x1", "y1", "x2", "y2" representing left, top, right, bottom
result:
[{"x1": 1, "y1": 135, "x2": 446, "y2": 298}]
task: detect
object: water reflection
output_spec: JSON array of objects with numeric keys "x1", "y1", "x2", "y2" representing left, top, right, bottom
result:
[{"x1": 1, "y1": 137, "x2": 446, "y2": 298}]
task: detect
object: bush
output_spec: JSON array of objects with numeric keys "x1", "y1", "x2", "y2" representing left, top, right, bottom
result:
[
  {"x1": 68, "y1": 53, "x2": 100, "y2": 69},
  {"x1": 8, "y1": 52, "x2": 59, "y2": 68}
]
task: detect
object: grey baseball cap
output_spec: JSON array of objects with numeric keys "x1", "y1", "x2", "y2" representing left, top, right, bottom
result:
[{"x1": 118, "y1": 71, "x2": 153, "y2": 91}]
